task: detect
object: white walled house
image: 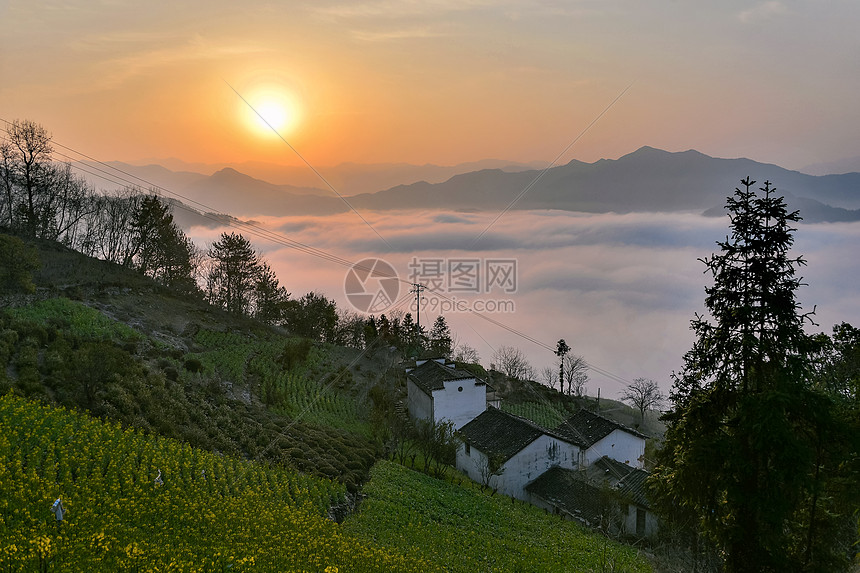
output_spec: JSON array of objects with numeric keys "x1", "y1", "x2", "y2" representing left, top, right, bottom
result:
[
  {"x1": 525, "y1": 456, "x2": 659, "y2": 538},
  {"x1": 456, "y1": 408, "x2": 581, "y2": 500},
  {"x1": 406, "y1": 359, "x2": 488, "y2": 430},
  {"x1": 614, "y1": 466, "x2": 660, "y2": 538},
  {"x1": 404, "y1": 358, "x2": 659, "y2": 537},
  {"x1": 553, "y1": 409, "x2": 646, "y2": 468}
]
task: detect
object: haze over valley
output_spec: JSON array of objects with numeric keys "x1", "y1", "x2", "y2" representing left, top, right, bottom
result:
[{"x1": 82, "y1": 149, "x2": 860, "y2": 399}]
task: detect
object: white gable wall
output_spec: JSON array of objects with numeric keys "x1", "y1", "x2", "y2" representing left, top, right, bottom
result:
[
  {"x1": 623, "y1": 504, "x2": 659, "y2": 538},
  {"x1": 456, "y1": 443, "x2": 492, "y2": 488},
  {"x1": 406, "y1": 379, "x2": 433, "y2": 424},
  {"x1": 583, "y1": 429, "x2": 645, "y2": 468},
  {"x1": 457, "y1": 436, "x2": 580, "y2": 500},
  {"x1": 433, "y1": 378, "x2": 486, "y2": 429}
]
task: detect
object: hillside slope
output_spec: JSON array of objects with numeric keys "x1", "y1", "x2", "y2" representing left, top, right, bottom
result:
[
  {"x1": 0, "y1": 394, "x2": 433, "y2": 572},
  {"x1": 0, "y1": 235, "x2": 385, "y2": 490},
  {"x1": 1, "y1": 233, "x2": 656, "y2": 572}
]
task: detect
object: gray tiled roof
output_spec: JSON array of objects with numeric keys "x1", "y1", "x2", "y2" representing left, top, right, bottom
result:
[
  {"x1": 526, "y1": 462, "x2": 653, "y2": 527},
  {"x1": 615, "y1": 467, "x2": 651, "y2": 508},
  {"x1": 524, "y1": 467, "x2": 609, "y2": 527},
  {"x1": 586, "y1": 456, "x2": 651, "y2": 507},
  {"x1": 592, "y1": 456, "x2": 636, "y2": 481},
  {"x1": 458, "y1": 408, "x2": 547, "y2": 463},
  {"x1": 553, "y1": 409, "x2": 646, "y2": 447},
  {"x1": 407, "y1": 359, "x2": 477, "y2": 396}
]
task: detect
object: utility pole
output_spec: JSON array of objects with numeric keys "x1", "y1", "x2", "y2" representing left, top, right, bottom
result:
[
  {"x1": 411, "y1": 283, "x2": 426, "y2": 331},
  {"x1": 556, "y1": 339, "x2": 570, "y2": 393}
]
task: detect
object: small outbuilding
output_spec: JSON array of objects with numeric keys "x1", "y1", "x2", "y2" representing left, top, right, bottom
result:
[
  {"x1": 456, "y1": 408, "x2": 581, "y2": 500},
  {"x1": 524, "y1": 456, "x2": 659, "y2": 538},
  {"x1": 406, "y1": 358, "x2": 488, "y2": 430}
]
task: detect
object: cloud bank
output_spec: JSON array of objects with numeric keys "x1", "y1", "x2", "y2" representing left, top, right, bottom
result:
[{"x1": 187, "y1": 209, "x2": 860, "y2": 399}]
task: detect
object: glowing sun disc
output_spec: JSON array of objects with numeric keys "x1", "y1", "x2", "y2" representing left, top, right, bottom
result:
[
  {"x1": 253, "y1": 100, "x2": 288, "y2": 131},
  {"x1": 239, "y1": 89, "x2": 301, "y2": 139}
]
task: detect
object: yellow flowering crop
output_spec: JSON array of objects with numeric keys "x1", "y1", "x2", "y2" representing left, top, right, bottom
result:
[{"x1": 0, "y1": 394, "x2": 432, "y2": 572}]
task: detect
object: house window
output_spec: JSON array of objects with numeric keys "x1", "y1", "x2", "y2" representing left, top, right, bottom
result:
[{"x1": 465, "y1": 443, "x2": 470, "y2": 456}]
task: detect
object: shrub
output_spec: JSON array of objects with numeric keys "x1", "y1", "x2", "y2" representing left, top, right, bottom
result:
[{"x1": 0, "y1": 234, "x2": 39, "y2": 293}]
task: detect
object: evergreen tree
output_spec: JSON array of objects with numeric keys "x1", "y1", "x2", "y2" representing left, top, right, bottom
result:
[
  {"x1": 132, "y1": 195, "x2": 197, "y2": 293},
  {"x1": 253, "y1": 261, "x2": 290, "y2": 325},
  {"x1": 283, "y1": 291, "x2": 338, "y2": 342},
  {"x1": 400, "y1": 312, "x2": 424, "y2": 356},
  {"x1": 651, "y1": 178, "x2": 833, "y2": 572},
  {"x1": 377, "y1": 314, "x2": 391, "y2": 345},
  {"x1": 799, "y1": 323, "x2": 860, "y2": 570},
  {"x1": 428, "y1": 315, "x2": 453, "y2": 357},
  {"x1": 363, "y1": 315, "x2": 379, "y2": 349},
  {"x1": 206, "y1": 232, "x2": 260, "y2": 315}
]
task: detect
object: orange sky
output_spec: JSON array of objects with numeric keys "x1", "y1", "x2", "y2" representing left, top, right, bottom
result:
[
  {"x1": 3, "y1": 1, "x2": 859, "y2": 171},
  {"x1": 3, "y1": 1, "x2": 860, "y2": 394}
]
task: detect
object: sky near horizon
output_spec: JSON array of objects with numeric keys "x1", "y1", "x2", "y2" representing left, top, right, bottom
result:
[
  {"x1": 3, "y1": 1, "x2": 860, "y2": 397},
  {"x1": 2, "y1": 1, "x2": 860, "y2": 171}
]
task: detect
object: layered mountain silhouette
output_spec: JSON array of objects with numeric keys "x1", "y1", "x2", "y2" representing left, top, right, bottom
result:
[
  {"x1": 89, "y1": 148, "x2": 860, "y2": 223},
  {"x1": 347, "y1": 147, "x2": 860, "y2": 222}
]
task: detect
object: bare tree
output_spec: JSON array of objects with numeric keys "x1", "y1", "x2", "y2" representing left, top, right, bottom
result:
[
  {"x1": 1, "y1": 140, "x2": 18, "y2": 227},
  {"x1": 3, "y1": 120, "x2": 53, "y2": 237},
  {"x1": 336, "y1": 309, "x2": 368, "y2": 348},
  {"x1": 539, "y1": 366, "x2": 558, "y2": 390},
  {"x1": 621, "y1": 377, "x2": 665, "y2": 422},
  {"x1": 563, "y1": 354, "x2": 589, "y2": 396},
  {"x1": 475, "y1": 451, "x2": 505, "y2": 493},
  {"x1": 451, "y1": 336, "x2": 480, "y2": 364},
  {"x1": 79, "y1": 189, "x2": 142, "y2": 265},
  {"x1": 492, "y1": 345, "x2": 533, "y2": 380},
  {"x1": 47, "y1": 163, "x2": 94, "y2": 245}
]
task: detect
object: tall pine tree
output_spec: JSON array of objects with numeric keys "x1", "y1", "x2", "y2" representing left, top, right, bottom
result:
[
  {"x1": 428, "y1": 315, "x2": 453, "y2": 358},
  {"x1": 652, "y1": 178, "x2": 832, "y2": 572},
  {"x1": 206, "y1": 232, "x2": 260, "y2": 315}
]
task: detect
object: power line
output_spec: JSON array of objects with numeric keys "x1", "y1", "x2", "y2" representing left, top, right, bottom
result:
[{"x1": 1, "y1": 118, "x2": 637, "y2": 389}]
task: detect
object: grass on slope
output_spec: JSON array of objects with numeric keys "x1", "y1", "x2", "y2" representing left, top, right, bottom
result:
[
  {"x1": 0, "y1": 297, "x2": 379, "y2": 490},
  {"x1": 502, "y1": 400, "x2": 573, "y2": 429},
  {"x1": 343, "y1": 461, "x2": 653, "y2": 573},
  {"x1": 0, "y1": 394, "x2": 433, "y2": 572}
]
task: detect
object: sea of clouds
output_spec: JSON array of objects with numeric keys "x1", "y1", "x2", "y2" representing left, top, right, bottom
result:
[{"x1": 187, "y1": 208, "x2": 860, "y2": 400}]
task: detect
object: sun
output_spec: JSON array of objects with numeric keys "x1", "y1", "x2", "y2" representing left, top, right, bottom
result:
[{"x1": 238, "y1": 84, "x2": 302, "y2": 139}]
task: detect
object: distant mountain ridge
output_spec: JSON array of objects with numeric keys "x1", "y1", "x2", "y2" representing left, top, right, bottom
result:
[
  {"x1": 86, "y1": 158, "x2": 544, "y2": 197},
  {"x1": 87, "y1": 148, "x2": 860, "y2": 223},
  {"x1": 346, "y1": 146, "x2": 860, "y2": 223}
]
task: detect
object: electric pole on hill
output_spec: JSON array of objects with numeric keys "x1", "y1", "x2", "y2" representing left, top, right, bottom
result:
[
  {"x1": 556, "y1": 339, "x2": 570, "y2": 394},
  {"x1": 411, "y1": 283, "x2": 426, "y2": 331}
]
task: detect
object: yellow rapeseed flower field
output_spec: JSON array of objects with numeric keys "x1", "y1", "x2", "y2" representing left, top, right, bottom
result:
[{"x1": 0, "y1": 394, "x2": 433, "y2": 572}]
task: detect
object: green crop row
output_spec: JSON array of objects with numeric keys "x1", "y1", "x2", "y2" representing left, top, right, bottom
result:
[
  {"x1": 191, "y1": 329, "x2": 368, "y2": 435},
  {"x1": 4, "y1": 298, "x2": 142, "y2": 342},
  {"x1": 502, "y1": 401, "x2": 571, "y2": 429},
  {"x1": 0, "y1": 394, "x2": 432, "y2": 572},
  {"x1": 343, "y1": 461, "x2": 653, "y2": 573}
]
